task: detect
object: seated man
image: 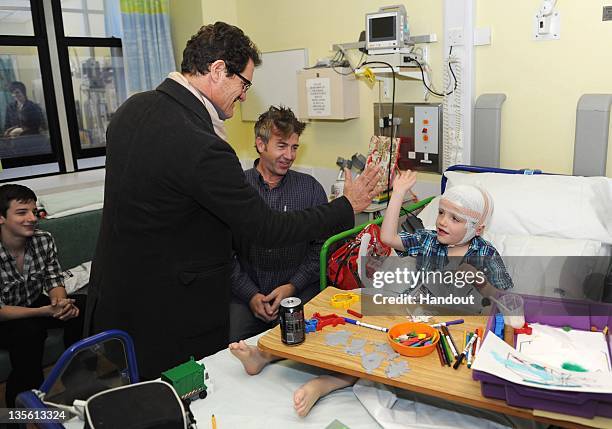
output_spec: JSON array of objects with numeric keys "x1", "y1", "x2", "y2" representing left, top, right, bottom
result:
[
  {"x1": 3, "y1": 81, "x2": 44, "y2": 137},
  {"x1": 0, "y1": 184, "x2": 85, "y2": 407},
  {"x1": 229, "y1": 106, "x2": 327, "y2": 342}
]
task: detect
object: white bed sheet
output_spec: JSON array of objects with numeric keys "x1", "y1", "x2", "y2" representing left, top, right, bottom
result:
[
  {"x1": 60, "y1": 335, "x2": 545, "y2": 429},
  {"x1": 187, "y1": 334, "x2": 379, "y2": 429}
]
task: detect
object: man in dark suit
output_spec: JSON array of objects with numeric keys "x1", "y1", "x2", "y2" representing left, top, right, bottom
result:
[{"x1": 86, "y1": 22, "x2": 380, "y2": 379}]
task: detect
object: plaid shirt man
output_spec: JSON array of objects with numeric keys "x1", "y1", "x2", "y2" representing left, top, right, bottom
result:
[
  {"x1": 399, "y1": 229, "x2": 513, "y2": 290},
  {"x1": 231, "y1": 161, "x2": 328, "y2": 303},
  {"x1": 0, "y1": 229, "x2": 64, "y2": 307}
]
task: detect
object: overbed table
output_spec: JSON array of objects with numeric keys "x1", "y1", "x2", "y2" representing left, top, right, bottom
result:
[{"x1": 259, "y1": 287, "x2": 595, "y2": 429}]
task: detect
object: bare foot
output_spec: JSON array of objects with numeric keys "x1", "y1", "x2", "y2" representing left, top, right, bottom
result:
[
  {"x1": 293, "y1": 374, "x2": 357, "y2": 417},
  {"x1": 229, "y1": 340, "x2": 276, "y2": 375}
]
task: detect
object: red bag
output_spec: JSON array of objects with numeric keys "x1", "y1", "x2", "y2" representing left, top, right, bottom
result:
[{"x1": 327, "y1": 224, "x2": 391, "y2": 290}]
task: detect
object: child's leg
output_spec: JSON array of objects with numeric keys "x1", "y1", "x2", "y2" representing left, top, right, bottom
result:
[
  {"x1": 293, "y1": 374, "x2": 358, "y2": 417},
  {"x1": 229, "y1": 340, "x2": 280, "y2": 375}
]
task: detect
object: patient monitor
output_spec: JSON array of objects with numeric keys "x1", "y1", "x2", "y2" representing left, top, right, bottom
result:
[{"x1": 365, "y1": 5, "x2": 410, "y2": 54}]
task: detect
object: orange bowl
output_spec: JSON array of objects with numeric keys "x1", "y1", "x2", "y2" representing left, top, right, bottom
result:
[{"x1": 387, "y1": 322, "x2": 440, "y2": 357}]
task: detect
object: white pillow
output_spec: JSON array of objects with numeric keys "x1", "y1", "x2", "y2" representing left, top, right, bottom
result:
[
  {"x1": 417, "y1": 198, "x2": 610, "y2": 300},
  {"x1": 484, "y1": 233, "x2": 610, "y2": 300},
  {"x1": 444, "y1": 171, "x2": 612, "y2": 244}
]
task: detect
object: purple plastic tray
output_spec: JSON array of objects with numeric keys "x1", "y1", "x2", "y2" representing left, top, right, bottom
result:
[{"x1": 472, "y1": 294, "x2": 612, "y2": 419}]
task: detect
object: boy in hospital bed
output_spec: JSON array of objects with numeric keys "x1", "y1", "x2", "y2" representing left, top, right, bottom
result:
[
  {"x1": 380, "y1": 170, "x2": 513, "y2": 299},
  {"x1": 230, "y1": 171, "x2": 513, "y2": 417}
]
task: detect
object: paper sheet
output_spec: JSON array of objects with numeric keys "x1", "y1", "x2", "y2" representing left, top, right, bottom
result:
[
  {"x1": 472, "y1": 333, "x2": 612, "y2": 393},
  {"x1": 516, "y1": 323, "x2": 611, "y2": 373}
]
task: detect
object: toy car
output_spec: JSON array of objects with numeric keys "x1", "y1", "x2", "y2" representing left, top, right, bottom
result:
[{"x1": 161, "y1": 356, "x2": 209, "y2": 401}]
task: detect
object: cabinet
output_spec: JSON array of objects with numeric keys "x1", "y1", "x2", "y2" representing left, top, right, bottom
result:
[{"x1": 297, "y1": 67, "x2": 359, "y2": 120}]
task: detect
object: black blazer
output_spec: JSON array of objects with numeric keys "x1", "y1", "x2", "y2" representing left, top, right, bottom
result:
[{"x1": 86, "y1": 79, "x2": 354, "y2": 378}]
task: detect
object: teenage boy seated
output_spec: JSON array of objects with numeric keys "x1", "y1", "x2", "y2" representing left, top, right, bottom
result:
[{"x1": 0, "y1": 184, "x2": 85, "y2": 407}]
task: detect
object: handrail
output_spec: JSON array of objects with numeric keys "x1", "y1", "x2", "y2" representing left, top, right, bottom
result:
[
  {"x1": 319, "y1": 196, "x2": 434, "y2": 290},
  {"x1": 441, "y1": 164, "x2": 543, "y2": 193}
]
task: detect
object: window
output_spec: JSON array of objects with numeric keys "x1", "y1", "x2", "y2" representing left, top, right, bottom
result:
[
  {"x1": 0, "y1": 0, "x2": 35, "y2": 36},
  {"x1": 53, "y1": 0, "x2": 125, "y2": 169},
  {"x1": 0, "y1": 0, "x2": 65, "y2": 175},
  {"x1": 0, "y1": 0, "x2": 173, "y2": 180},
  {"x1": 0, "y1": 47, "x2": 53, "y2": 158},
  {"x1": 60, "y1": 0, "x2": 107, "y2": 38}
]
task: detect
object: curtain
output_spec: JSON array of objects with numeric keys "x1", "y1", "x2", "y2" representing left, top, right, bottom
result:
[
  {"x1": 0, "y1": 55, "x2": 17, "y2": 132},
  {"x1": 119, "y1": 0, "x2": 175, "y2": 95}
]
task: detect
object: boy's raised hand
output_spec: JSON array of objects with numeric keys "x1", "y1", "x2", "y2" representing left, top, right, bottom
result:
[{"x1": 392, "y1": 170, "x2": 417, "y2": 194}]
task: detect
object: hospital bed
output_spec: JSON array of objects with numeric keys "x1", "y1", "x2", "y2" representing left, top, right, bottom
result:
[{"x1": 321, "y1": 164, "x2": 612, "y2": 301}]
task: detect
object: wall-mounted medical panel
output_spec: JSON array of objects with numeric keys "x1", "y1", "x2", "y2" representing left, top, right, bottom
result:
[{"x1": 374, "y1": 102, "x2": 442, "y2": 173}]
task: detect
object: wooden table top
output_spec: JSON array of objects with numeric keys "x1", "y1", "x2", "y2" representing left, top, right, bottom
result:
[{"x1": 258, "y1": 287, "x2": 592, "y2": 429}]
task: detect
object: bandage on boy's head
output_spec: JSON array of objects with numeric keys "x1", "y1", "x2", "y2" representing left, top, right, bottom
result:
[{"x1": 439, "y1": 185, "x2": 494, "y2": 244}]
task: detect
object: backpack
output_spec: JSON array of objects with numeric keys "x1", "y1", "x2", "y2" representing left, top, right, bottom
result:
[
  {"x1": 327, "y1": 224, "x2": 391, "y2": 290},
  {"x1": 83, "y1": 380, "x2": 195, "y2": 429}
]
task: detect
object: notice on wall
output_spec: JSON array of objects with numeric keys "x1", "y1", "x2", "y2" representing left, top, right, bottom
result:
[{"x1": 306, "y1": 78, "x2": 331, "y2": 117}]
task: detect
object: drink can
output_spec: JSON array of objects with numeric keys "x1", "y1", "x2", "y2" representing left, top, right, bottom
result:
[{"x1": 279, "y1": 297, "x2": 305, "y2": 345}]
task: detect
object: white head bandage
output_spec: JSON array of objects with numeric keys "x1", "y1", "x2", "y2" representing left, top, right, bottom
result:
[{"x1": 439, "y1": 185, "x2": 494, "y2": 244}]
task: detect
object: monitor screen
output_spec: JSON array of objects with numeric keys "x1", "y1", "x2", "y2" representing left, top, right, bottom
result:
[{"x1": 370, "y1": 16, "x2": 396, "y2": 41}]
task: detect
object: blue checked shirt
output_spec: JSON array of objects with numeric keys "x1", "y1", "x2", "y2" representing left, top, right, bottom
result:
[
  {"x1": 0, "y1": 230, "x2": 64, "y2": 307},
  {"x1": 398, "y1": 229, "x2": 513, "y2": 290},
  {"x1": 230, "y1": 162, "x2": 329, "y2": 303}
]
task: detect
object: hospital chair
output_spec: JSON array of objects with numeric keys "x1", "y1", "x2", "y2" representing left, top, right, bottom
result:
[{"x1": 15, "y1": 329, "x2": 139, "y2": 429}]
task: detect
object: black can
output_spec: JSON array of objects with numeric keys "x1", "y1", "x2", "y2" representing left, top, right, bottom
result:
[{"x1": 279, "y1": 297, "x2": 305, "y2": 345}]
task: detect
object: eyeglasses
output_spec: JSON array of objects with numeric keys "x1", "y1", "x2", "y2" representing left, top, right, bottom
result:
[{"x1": 232, "y1": 69, "x2": 252, "y2": 93}]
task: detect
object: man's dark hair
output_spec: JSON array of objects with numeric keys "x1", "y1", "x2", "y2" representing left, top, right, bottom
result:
[
  {"x1": 8, "y1": 81, "x2": 26, "y2": 96},
  {"x1": 254, "y1": 106, "x2": 306, "y2": 154},
  {"x1": 181, "y1": 22, "x2": 261, "y2": 77},
  {"x1": 0, "y1": 184, "x2": 36, "y2": 217}
]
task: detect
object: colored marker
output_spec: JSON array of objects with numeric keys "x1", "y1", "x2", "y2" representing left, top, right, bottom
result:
[
  {"x1": 437, "y1": 339, "x2": 449, "y2": 366},
  {"x1": 347, "y1": 309, "x2": 363, "y2": 318},
  {"x1": 439, "y1": 331, "x2": 453, "y2": 365},
  {"x1": 453, "y1": 334, "x2": 478, "y2": 369},
  {"x1": 466, "y1": 332, "x2": 476, "y2": 367},
  {"x1": 430, "y1": 319, "x2": 464, "y2": 328},
  {"x1": 464, "y1": 332, "x2": 473, "y2": 366},
  {"x1": 468, "y1": 332, "x2": 478, "y2": 368},
  {"x1": 344, "y1": 318, "x2": 389, "y2": 333},
  {"x1": 473, "y1": 328, "x2": 482, "y2": 361},
  {"x1": 435, "y1": 340, "x2": 446, "y2": 366},
  {"x1": 441, "y1": 325, "x2": 459, "y2": 359},
  {"x1": 211, "y1": 414, "x2": 217, "y2": 429}
]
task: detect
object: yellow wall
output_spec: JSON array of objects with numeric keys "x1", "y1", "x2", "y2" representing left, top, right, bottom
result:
[
  {"x1": 170, "y1": 1, "x2": 612, "y2": 176},
  {"x1": 233, "y1": 0, "x2": 443, "y2": 177},
  {"x1": 477, "y1": 0, "x2": 612, "y2": 175},
  {"x1": 169, "y1": 0, "x2": 202, "y2": 70}
]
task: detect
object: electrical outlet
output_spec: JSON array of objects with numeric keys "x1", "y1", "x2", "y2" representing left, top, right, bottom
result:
[
  {"x1": 420, "y1": 46, "x2": 429, "y2": 63},
  {"x1": 383, "y1": 77, "x2": 392, "y2": 99},
  {"x1": 448, "y1": 27, "x2": 464, "y2": 46}
]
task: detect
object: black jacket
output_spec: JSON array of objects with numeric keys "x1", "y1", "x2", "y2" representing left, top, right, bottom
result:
[{"x1": 86, "y1": 79, "x2": 354, "y2": 378}]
